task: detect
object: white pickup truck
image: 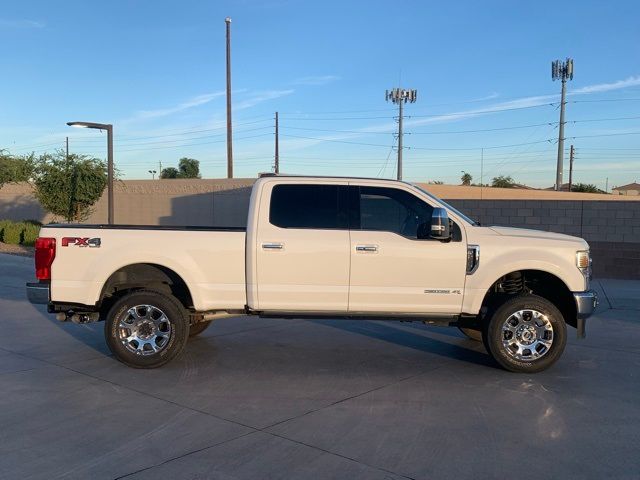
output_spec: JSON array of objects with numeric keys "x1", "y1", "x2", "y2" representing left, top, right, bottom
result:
[{"x1": 27, "y1": 175, "x2": 597, "y2": 372}]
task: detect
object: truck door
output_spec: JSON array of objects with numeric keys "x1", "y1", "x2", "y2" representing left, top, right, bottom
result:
[
  {"x1": 348, "y1": 185, "x2": 467, "y2": 314},
  {"x1": 254, "y1": 182, "x2": 351, "y2": 311}
]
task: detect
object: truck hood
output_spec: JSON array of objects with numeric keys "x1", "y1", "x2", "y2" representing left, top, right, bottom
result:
[{"x1": 488, "y1": 226, "x2": 588, "y2": 247}]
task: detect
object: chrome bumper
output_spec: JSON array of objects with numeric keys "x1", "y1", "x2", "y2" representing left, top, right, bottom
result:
[{"x1": 26, "y1": 282, "x2": 50, "y2": 305}]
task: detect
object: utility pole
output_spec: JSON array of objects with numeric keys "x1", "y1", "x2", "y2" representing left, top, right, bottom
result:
[
  {"x1": 552, "y1": 58, "x2": 574, "y2": 191},
  {"x1": 107, "y1": 125, "x2": 114, "y2": 224},
  {"x1": 65, "y1": 136, "x2": 69, "y2": 160},
  {"x1": 274, "y1": 111, "x2": 279, "y2": 174},
  {"x1": 385, "y1": 88, "x2": 417, "y2": 181},
  {"x1": 606, "y1": 177, "x2": 609, "y2": 193},
  {"x1": 158, "y1": 160, "x2": 162, "y2": 179},
  {"x1": 225, "y1": 17, "x2": 233, "y2": 178},
  {"x1": 568, "y1": 144, "x2": 575, "y2": 192},
  {"x1": 480, "y1": 148, "x2": 484, "y2": 200}
]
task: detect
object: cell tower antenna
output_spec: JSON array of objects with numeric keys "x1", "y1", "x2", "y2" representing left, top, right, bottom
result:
[
  {"x1": 551, "y1": 57, "x2": 574, "y2": 191},
  {"x1": 385, "y1": 88, "x2": 417, "y2": 181}
]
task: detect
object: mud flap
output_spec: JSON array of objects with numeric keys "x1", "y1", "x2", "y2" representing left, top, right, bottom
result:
[{"x1": 576, "y1": 317, "x2": 586, "y2": 339}]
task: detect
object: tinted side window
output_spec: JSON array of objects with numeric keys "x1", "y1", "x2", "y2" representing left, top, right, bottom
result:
[
  {"x1": 270, "y1": 184, "x2": 348, "y2": 229},
  {"x1": 358, "y1": 186, "x2": 433, "y2": 238}
]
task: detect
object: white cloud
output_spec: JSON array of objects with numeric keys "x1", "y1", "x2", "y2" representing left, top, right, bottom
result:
[
  {"x1": 235, "y1": 89, "x2": 294, "y2": 110},
  {"x1": 570, "y1": 76, "x2": 640, "y2": 95},
  {"x1": 134, "y1": 92, "x2": 226, "y2": 120},
  {"x1": 469, "y1": 92, "x2": 500, "y2": 102},
  {"x1": 0, "y1": 19, "x2": 45, "y2": 29},
  {"x1": 279, "y1": 74, "x2": 640, "y2": 153},
  {"x1": 291, "y1": 75, "x2": 340, "y2": 86}
]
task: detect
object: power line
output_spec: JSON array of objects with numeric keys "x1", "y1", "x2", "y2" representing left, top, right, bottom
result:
[
  {"x1": 408, "y1": 139, "x2": 554, "y2": 151},
  {"x1": 112, "y1": 133, "x2": 272, "y2": 152},
  {"x1": 569, "y1": 115, "x2": 640, "y2": 124},
  {"x1": 280, "y1": 134, "x2": 394, "y2": 148},
  {"x1": 281, "y1": 133, "x2": 556, "y2": 151},
  {"x1": 70, "y1": 121, "x2": 272, "y2": 144},
  {"x1": 71, "y1": 126, "x2": 272, "y2": 147},
  {"x1": 568, "y1": 131, "x2": 640, "y2": 140},
  {"x1": 407, "y1": 103, "x2": 554, "y2": 118},
  {"x1": 570, "y1": 98, "x2": 640, "y2": 103}
]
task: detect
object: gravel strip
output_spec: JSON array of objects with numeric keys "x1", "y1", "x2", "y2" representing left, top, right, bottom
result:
[{"x1": 0, "y1": 242, "x2": 34, "y2": 257}]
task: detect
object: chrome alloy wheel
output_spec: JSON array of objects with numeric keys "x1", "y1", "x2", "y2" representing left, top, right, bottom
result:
[
  {"x1": 501, "y1": 309, "x2": 554, "y2": 361},
  {"x1": 117, "y1": 305, "x2": 172, "y2": 356}
]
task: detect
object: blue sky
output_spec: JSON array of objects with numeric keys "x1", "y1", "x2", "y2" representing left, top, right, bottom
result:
[{"x1": 1, "y1": 0, "x2": 639, "y2": 189}]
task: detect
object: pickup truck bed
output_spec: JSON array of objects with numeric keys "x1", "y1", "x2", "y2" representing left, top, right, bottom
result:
[{"x1": 37, "y1": 224, "x2": 247, "y2": 312}]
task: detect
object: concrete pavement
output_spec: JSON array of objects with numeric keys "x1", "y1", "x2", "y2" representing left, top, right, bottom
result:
[{"x1": 0, "y1": 253, "x2": 638, "y2": 479}]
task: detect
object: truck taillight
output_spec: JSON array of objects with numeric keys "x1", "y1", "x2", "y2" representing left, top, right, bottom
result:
[{"x1": 35, "y1": 237, "x2": 56, "y2": 280}]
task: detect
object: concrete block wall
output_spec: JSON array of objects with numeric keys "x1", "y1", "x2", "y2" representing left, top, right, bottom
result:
[
  {"x1": 447, "y1": 199, "x2": 640, "y2": 279},
  {"x1": 1, "y1": 181, "x2": 638, "y2": 279}
]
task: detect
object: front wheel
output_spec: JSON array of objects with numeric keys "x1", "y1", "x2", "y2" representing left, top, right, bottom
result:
[
  {"x1": 483, "y1": 294, "x2": 567, "y2": 373},
  {"x1": 105, "y1": 290, "x2": 189, "y2": 368}
]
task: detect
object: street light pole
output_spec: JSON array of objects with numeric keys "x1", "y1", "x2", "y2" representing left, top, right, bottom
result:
[
  {"x1": 225, "y1": 17, "x2": 233, "y2": 178},
  {"x1": 274, "y1": 111, "x2": 279, "y2": 174},
  {"x1": 67, "y1": 121, "x2": 114, "y2": 224},
  {"x1": 106, "y1": 124, "x2": 114, "y2": 223}
]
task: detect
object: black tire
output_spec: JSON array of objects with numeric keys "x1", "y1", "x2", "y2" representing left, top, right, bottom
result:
[
  {"x1": 189, "y1": 320, "x2": 212, "y2": 337},
  {"x1": 458, "y1": 327, "x2": 483, "y2": 342},
  {"x1": 105, "y1": 290, "x2": 189, "y2": 368},
  {"x1": 483, "y1": 294, "x2": 567, "y2": 373}
]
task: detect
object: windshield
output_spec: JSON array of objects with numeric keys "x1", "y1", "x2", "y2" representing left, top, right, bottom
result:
[{"x1": 412, "y1": 184, "x2": 478, "y2": 226}]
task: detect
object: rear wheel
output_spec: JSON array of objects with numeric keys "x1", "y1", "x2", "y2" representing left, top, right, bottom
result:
[
  {"x1": 189, "y1": 320, "x2": 212, "y2": 337},
  {"x1": 483, "y1": 294, "x2": 566, "y2": 373},
  {"x1": 105, "y1": 290, "x2": 189, "y2": 368}
]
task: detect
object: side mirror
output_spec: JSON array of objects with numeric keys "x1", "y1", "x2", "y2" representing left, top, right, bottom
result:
[{"x1": 429, "y1": 207, "x2": 450, "y2": 240}]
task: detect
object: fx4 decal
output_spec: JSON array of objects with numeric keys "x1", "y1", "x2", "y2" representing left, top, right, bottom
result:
[{"x1": 61, "y1": 237, "x2": 101, "y2": 248}]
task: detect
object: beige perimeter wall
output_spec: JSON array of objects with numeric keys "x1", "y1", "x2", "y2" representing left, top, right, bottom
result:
[
  {"x1": 1, "y1": 179, "x2": 639, "y2": 278},
  {"x1": 2, "y1": 179, "x2": 638, "y2": 226}
]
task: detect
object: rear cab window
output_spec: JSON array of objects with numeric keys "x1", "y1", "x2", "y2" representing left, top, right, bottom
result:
[{"x1": 269, "y1": 184, "x2": 349, "y2": 229}]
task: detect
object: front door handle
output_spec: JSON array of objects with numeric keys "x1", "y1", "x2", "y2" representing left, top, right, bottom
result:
[
  {"x1": 356, "y1": 245, "x2": 378, "y2": 252},
  {"x1": 262, "y1": 242, "x2": 284, "y2": 250}
]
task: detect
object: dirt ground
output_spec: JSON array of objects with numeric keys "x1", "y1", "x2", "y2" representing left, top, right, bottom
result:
[{"x1": 0, "y1": 242, "x2": 33, "y2": 257}]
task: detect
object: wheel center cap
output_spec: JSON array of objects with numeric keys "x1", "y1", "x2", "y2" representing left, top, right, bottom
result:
[
  {"x1": 137, "y1": 321, "x2": 155, "y2": 339},
  {"x1": 517, "y1": 325, "x2": 536, "y2": 345}
]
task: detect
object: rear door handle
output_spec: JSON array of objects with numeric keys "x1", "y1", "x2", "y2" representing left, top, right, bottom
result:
[
  {"x1": 356, "y1": 245, "x2": 378, "y2": 252},
  {"x1": 262, "y1": 242, "x2": 284, "y2": 250}
]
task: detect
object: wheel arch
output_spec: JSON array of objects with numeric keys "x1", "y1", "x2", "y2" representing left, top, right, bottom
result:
[
  {"x1": 479, "y1": 269, "x2": 577, "y2": 329},
  {"x1": 98, "y1": 263, "x2": 194, "y2": 315}
]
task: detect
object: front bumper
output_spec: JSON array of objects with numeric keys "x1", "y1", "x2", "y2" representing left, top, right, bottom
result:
[
  {"x1": 574, "y1": 290, "x2": 598, "y2": 319},
  {"x1": 26, "y1": 282, "x2": 50, "y2": 305},
  {"x1": 573, "y1": 290, "x2": 598, "y2": 339}
]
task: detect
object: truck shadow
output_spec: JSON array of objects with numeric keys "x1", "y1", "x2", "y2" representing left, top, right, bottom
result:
[
  {"x1": 313, "y1": 319, "x2": 499, "y2": 369},
  {"x1": 159, "y1": 186, "x2": 252, "y2": 227}
]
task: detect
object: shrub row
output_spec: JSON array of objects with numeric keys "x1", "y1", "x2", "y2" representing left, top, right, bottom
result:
[{"x1": 0, "y1": 220, "x2": 42, "y2": 246}]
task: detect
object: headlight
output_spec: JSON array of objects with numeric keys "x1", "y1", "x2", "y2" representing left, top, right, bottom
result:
[
  {"x1": 576, "y1": 250, "x2": 592, "y2": 284},
  {"x1": 576, "y1": 250, "x2": 590, "y2": 270}
]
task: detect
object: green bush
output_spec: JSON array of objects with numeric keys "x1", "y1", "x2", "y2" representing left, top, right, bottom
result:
[
  {"x1": 0, "y1": 220, "x2": 11, "y2": 242},
  {"x1": 22, "y1": 223, "x2": 40, "y2": 246},
  {"x1": 2, "y1": 222, "x2": 24, "y2": 245},
  {"x1": 0, "y1": 219, "x2": 42, "y2": 246},
  {"x1": 23, "y1": 219, "x2": 43, "y2": 226}
]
